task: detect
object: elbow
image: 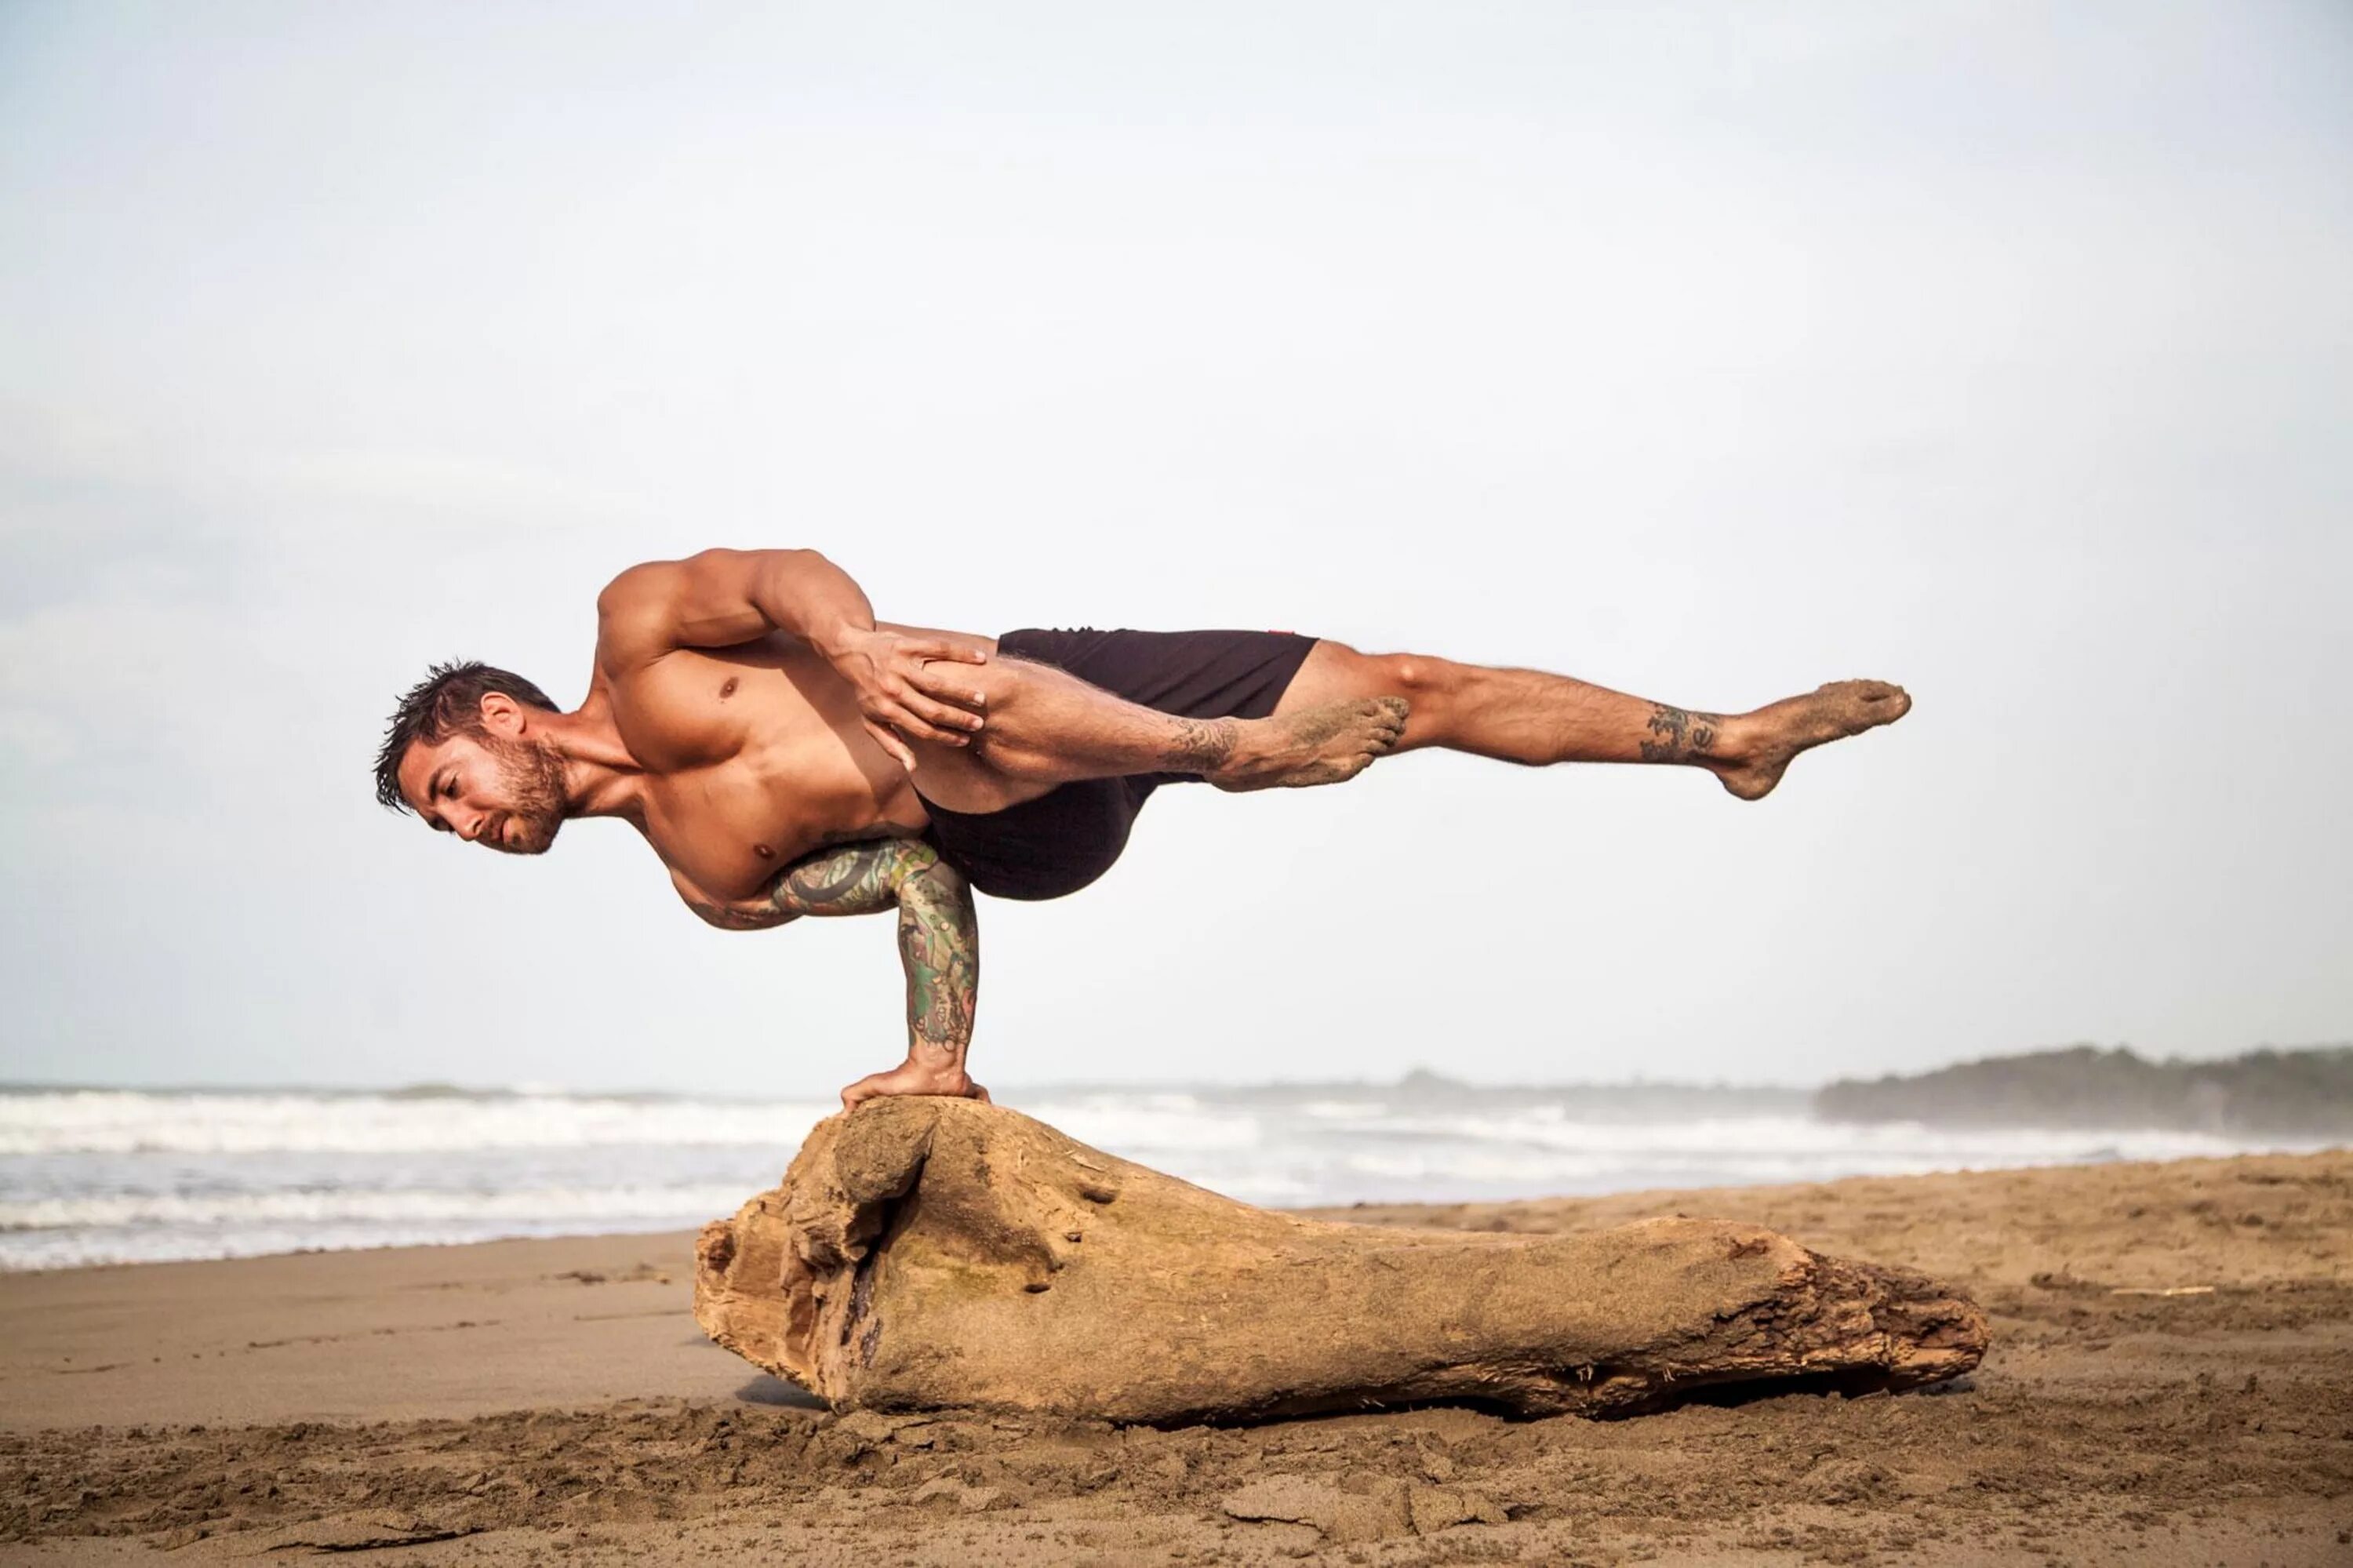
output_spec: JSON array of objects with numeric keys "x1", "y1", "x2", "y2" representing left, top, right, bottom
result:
[
  {"x1": 915, "y1": 857, "x2": 968, "y2": 902},
  {"x1": 888, "y1": 842, "x2": 969, "y2": 908},
  {"x1": 686, "y1": 898, "x2": 793, "y2": 932}
]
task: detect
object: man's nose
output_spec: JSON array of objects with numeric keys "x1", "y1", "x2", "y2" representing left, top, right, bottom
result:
[{"x1": 454, "y1": 809, "x2": 486, "y2": 842}]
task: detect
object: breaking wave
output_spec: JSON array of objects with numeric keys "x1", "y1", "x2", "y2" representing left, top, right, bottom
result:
[{"x1": 1, "y1": 1085, "x2": 2330, "y2": 1270}]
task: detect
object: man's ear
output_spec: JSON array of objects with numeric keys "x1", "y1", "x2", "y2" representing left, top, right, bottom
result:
[{"x1": 478, "y1": 692, "x2": 526, "y2": 736}]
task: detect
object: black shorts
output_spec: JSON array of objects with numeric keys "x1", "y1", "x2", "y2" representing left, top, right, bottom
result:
[{"x1": 918, "y1": 628, "x2": 1318, "y2": 901}]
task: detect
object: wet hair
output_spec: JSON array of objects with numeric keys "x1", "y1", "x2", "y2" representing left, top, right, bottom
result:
[{"x1": 373, "y1": 660, "x2": 558, "y2": 812}]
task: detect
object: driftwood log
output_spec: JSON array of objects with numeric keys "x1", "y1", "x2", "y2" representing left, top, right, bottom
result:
[{"x1": 694, "y1": 1098, "x2": 1986, "y2": 1423}]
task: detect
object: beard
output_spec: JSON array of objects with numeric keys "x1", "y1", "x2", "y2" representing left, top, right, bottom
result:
[{"x1": 480, "y1": 733, "x2": 569, "y2": 855}]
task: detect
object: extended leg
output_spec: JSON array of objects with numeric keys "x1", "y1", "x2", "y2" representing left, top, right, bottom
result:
[{"x1": 1274, "y1": 643, "x2": 1910, "y2": 799}]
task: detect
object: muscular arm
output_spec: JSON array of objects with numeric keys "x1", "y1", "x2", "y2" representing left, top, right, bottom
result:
[
  {"x1": 598, "y1": 547, "x2": 882, "y2": 664},
  {"x1": 685, "y1": 839, "x2": 983, "y2": 1107},
  {"x1": 596, "y1": 547, "x2": 989, "y2": 762}
]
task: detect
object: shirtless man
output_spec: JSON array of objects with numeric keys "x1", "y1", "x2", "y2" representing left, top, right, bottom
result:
[{"x1": 376, "y1": 548, "x2": 1910, "y2": 1107}]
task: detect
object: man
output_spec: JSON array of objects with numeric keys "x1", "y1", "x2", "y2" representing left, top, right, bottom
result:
[{"x1": 376, "y1": 548, "x2": 1909, "y2": 1107}]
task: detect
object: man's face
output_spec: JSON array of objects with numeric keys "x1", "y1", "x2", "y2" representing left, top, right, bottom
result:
[{"x1": 398, "y1": 728, "x2": 569, "y2": 855}]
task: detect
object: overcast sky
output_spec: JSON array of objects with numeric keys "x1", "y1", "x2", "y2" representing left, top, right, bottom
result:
[{"x1": 2, "y1": 1, "x2": 2348, "y2": 1096}]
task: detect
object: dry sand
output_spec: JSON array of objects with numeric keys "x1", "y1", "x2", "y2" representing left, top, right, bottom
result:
[{"x1": 4, "y1": 1149, "x2": 2349, "y2": 1565}]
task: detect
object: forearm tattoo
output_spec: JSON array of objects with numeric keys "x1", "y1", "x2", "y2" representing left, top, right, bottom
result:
[
  {"x1": 769, "y1": 839, "x2": 979, "y2": 1064},
  {"x1": 1638, "y1": 704, "x2": 1723, "y2": 763},
  {"x1": 888, "y1": 852, "x2": 979, "y2": 1064}
]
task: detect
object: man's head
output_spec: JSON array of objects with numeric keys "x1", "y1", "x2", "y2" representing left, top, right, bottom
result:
[{"x1": 375, "y1": 661, "x2": 569, "y2": 855}]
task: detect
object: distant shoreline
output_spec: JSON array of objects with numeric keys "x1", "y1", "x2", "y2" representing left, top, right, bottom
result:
[
  {"x1": 8, "y1": 1041, "x2": 2343, "y2": 1104},
  {"x1": 1819, "y1": 1042, "x2": 2353, "y2": 1137}
]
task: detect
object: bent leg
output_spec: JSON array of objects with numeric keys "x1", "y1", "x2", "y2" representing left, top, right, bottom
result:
[
  {"x1": 906, "y1": 650, "x2": 1408, "y2": 814},
  {"x1": 1275, "y1": 642, "x2": 1909, "y2": 800}
]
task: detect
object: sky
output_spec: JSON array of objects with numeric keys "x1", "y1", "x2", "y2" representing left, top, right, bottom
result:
[{"x1": 2, "y1": 0, "x2": 2348, "y2": 1097}]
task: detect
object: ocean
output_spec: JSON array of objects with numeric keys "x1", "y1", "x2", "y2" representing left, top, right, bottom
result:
[{"x1": 1, "y1": 1081, "x2": 2329, "y2": 1271}]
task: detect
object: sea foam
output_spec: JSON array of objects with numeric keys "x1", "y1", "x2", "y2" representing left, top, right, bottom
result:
[{"x1": 0, "y1": 1085, "x2": 2330, "y2": 1270}]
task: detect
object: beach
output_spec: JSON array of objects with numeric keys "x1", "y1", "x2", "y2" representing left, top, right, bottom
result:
[{"x1": 5, "y1": 1148, "x2": 2349, "y2": 1565}]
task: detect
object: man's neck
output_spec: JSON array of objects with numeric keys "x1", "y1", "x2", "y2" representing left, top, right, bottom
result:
[{"x1": 536, "y1": 706, "x2": 645, "y2": 823}]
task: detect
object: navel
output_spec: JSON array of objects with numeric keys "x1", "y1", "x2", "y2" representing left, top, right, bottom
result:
[{"x1": 719, "y1": 677, "x2": 740, "y2": 699}]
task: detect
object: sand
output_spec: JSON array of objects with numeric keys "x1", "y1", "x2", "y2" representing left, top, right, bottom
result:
[{"x1": 4, "y1": 1149, "x2": 2349, "y2": 1565}]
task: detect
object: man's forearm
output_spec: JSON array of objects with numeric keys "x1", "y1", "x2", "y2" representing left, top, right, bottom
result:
[
  {"x1": 765, "y1": 839, "x2": 980, "y2": 1072},
  {"x1": 746, "y1": 548, "x2": 878, "y2": 660},
  {"x1": 892, "y1": 850, "x2": 979, "y2": 1073}
]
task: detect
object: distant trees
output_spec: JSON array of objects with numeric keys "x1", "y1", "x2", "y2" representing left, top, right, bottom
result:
[{"x1": 1814, "y1": 1044, "x2": 2353, "y2": 1136}]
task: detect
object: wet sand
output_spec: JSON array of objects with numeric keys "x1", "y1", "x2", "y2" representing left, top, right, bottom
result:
[{"x1": 4, "y1": 1149, "x2": 2350, "y2": 1565}]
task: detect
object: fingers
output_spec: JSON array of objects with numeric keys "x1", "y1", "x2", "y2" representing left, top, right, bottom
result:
[
  {"x1": 897, "y1": 638, "x2": 987, "y2": 667},
  {"x1": 840, "y1": 1068, "x2": 980, "y2": 1110},
  {"x1": 892, "y1": 689, "x2": 986, "y2": 739},
  {"x1": 860, "y1": 638, "x2": 990, "y2": 747},
  {"x1": 861, "y1": 720, "x2": 917, "y2": 773},
  {"x1": 872, "y1": 706, "x2": 967, "y2": 748},
  {"x1": 904, "y1": 663, "x2": 991, "y2": 717}
]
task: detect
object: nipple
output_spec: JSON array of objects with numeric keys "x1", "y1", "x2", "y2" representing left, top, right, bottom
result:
[
  {"x1": 719, "y1": 677, "x2": 740, "y2": 699},
  {"x1": 754, "y1": 843, "x2": 774, "y2": 860}
]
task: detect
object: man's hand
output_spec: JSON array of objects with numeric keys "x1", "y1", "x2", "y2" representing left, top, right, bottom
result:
[
  {"x1": 593, "y1": 549, "x2": 993, "y2": 773},
  {"x1": 840, "y1": 1057, "x2": 991, "y2": 1111},
  {"x1": 827, "y1": 628, "x2": 991, "y2": 771}
]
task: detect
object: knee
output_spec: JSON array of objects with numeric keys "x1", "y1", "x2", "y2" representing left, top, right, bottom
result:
[
  {"x1": 1371, "y1": 651, "x2": 1463, "y2": 702},
  {"x1": 966, "y1": 656, "x2": 1037, "y2": 715},
  {"x1": 966, "y1": 719, "x2": 1049, "y2": 780},
  {"x1": 967, "y1": 674, "x2": 1071, "y2": 783},
  {"x1": 965, "y1": 657, "x2": 1056, "y2": 769},
  {"x1": 973, "y1": 737, "x2": 1058, "y2": 784}
]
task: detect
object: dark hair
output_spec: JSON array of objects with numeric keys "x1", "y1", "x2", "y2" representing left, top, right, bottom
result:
[{"x1": 373, "y1": 660, "x2": 559, "y2": 812}]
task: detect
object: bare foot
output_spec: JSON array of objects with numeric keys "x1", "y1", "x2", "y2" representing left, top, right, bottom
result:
[
  {"x1": 1711, "y1": 681, "x2": 1912, "y2": 800},
  {"x1": 1213, "y1": 697, "x2": 1409, "y2": 791}
]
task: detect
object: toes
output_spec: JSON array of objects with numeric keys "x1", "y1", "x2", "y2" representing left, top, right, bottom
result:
[{"x1": 1848, "y1": 681, "x2": 1912, "y2": 723}]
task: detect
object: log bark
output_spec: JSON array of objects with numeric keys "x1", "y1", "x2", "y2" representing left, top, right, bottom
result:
[{"x1": 694, "y1": 1098, "x2": 1987, "y2": 1423}]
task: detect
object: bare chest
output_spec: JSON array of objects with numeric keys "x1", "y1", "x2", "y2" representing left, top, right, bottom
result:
[{"x1": 606, "y1": 645, "x2": 924, "y2": 900}]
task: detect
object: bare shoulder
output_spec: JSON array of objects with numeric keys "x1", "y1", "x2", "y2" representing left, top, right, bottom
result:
[{"x1": 593, "y1": 557, "x2": 695, "y2": 673}]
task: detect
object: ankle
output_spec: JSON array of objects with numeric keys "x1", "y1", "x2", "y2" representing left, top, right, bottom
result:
[
  {"x1": 1711, "y1": 711, "x2": 1766, "y2": 765},
  {"x1": 1165, "y1": 716, "x2": 1242, "y2": 773}
]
